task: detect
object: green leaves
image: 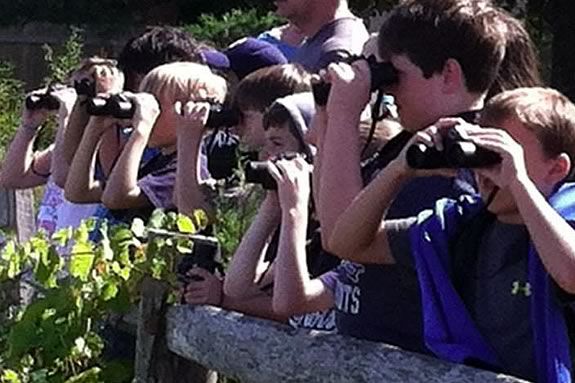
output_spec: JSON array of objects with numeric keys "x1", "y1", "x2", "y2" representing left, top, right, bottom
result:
[
  {"x1": 0, "y1": 207, "x2": 210, "y2": 382},
  {"x1": 176, "y1": 215, "x2": 196, "y2": 234},
  {"x1": 0, "y1": 369, "x2": 21, "y2": 383},
  {"x1": 69, "y1": 252, "x2": 95, "y2": 282}
]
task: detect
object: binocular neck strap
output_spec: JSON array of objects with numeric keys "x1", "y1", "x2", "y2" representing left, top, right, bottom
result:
[
  {"x1": 361, "y1": 89, "x2": 388, "y2": 158},
  {"x1": 484, "y1": 186, "x2": 500, "y2": 209}
]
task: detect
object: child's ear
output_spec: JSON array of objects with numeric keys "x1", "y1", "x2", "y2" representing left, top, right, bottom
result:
[
  {"x1": 441, "y1": 58, "x2": 465, "y2": 95},
  {"x1": 547, "y1": 153, "x2": 572, "y2": 184}
]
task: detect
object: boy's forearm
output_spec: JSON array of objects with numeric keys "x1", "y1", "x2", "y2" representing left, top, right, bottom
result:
[
  {"x1": 223, "y1": 198, "x2": 280, "y2": 298},
  {"x1": 273, "y1": 207, "x2": 314, "y2": 314},
  {"x1": 51, "y1": 113, "x2": 72, "y2": 187},
  {"x1": 0, "y1": 127, "x2": 41, "y2": 188},
  {"x1": 102, "y1": 130, "x2": 148, "y2": 209},
  {"x1": 220, "y1": 293, "x2": 288, "y2": 323},
  {"x1": 329, "y1": 161, "x2": 410, "y2": 263},
  {"x1": 175, "y1": 131, "x2": 214, "y2": 219},
  {"x1": 319, "y1": 112, "x2": 364, "y2": 250},
  {"x1": 65, "y1": 129, "x2": 104, "y2": 203},
  {"x1": 511, "y1": 176, "x2": 575, "y2": 293},
  {"x1": 61, "y1": 101, "x2": 90, "y2": 167}
]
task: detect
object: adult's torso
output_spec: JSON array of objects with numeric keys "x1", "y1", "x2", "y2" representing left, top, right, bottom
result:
[{"x1": 293, "y1": 17, "x2": 368, "y2": 72}]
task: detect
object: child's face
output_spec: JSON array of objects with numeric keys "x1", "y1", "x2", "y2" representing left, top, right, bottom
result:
[
  {"x1": 147, "y1": 91, "x2": 178, "y2": 148},
  {"x1": 386, "y1": 54, "x2": 447, "y2": 133},
  {"x1": 263, "y1": 123, "x2": 303, "y2": 159},
  {"x1": 237, "y1": 109, "x2": 265, "y2": 151},
  {"x1": 476, "y1": 117, "x2": 558, "y2": 217}
]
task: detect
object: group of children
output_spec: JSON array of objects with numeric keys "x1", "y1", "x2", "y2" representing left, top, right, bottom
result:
[{"x1": 3, "y1": 0, "x2": 575, "y2": 381}]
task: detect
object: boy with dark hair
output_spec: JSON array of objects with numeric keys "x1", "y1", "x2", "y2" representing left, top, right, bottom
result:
[
  {"x1": 179, "y1": 93, "x2": 320, "y2": 325},
  {"x1": 230, "y1": 63, "x2": 312, "y2": 152},
  {"x1": 329, "y1": 87, "x2": 575, "y2": 381},
  {"x1": 175, "y1": 63, "x2": 311, "y2": 220},
  {"x1": 118, "y1": 26, "x2": 202, "y2": 91},
  {"x1": 272, "y1": 0, "x2": 521, "y2": 352}
]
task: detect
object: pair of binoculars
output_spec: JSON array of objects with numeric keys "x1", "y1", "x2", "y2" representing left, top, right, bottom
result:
[{"x1": 406, "y1": 127, "x2": 501, "y2": 169}]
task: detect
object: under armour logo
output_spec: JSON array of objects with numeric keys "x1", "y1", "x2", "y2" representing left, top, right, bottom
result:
[{"x1": 511, "y1": 281, "x2": 532, "y2": 297}]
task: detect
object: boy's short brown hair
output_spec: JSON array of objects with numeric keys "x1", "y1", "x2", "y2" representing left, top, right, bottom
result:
[
  {"x1": 233, "y1": 64, "x2": 311, "y2": 112},
  {"x1": 378, "y1": 0, "x2": 506, "y2": 94},
  {"x1": 480, "y1": 87, "x2": 575, "y2": 177}
]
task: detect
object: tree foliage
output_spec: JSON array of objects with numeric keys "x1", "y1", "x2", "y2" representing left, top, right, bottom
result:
[
  {"x1": 0, "y1": 63, "x2": 24, "y2": 160},
  {"x1": 183, "y1": 9, "x2": 281, "y2": 49}
]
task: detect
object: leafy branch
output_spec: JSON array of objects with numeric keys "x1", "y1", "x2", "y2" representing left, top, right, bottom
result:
[{"x1": 0, "y1": 209, "x2": 208, "y2": 383}]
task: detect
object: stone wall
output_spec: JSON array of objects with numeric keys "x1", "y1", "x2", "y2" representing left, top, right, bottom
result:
[{"x1": 166, "y1": 305, "x2": 528, "y2": 383}]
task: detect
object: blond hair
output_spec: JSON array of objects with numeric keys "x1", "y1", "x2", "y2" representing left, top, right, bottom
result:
[
  {"x1": 481, "y1": 87, "x2": 575, "y2": 172},
  {"x1": 139, "y1": 62, "x2": 227, "y2": 104}
]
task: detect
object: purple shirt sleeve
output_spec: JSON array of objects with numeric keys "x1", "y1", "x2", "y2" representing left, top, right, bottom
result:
[
  {"x1": 138, "y1": 168, "x2": 176, "y2": 209},
  {"x1": 319, "y1": 269, "x2": 339, "y2": 293}
]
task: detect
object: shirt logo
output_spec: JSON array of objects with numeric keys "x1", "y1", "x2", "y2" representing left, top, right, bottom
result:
[{"x1": 511, "y1": 281, "x2": 532, "y2": 297}]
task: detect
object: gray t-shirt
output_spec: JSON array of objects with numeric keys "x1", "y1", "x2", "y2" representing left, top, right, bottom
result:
[
  {"x1": 389, "y1": 218, "x2": 538, "y2": 381},
  {"x1": 292, "y1": 17, "x2": 369, "y2": 72}
]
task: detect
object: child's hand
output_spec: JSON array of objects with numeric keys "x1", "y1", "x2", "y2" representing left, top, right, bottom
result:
[
  {"x1": 20, "y1": 88, "x2": 54, "y2": 131},
  {"x1": 126, "y1": 92, "x2": 160, "y2": 135},
  {"x1": 174, "y1": 101, "x2": 210, "y2": 135},
  {"x1": 391, "y1": 117, "x2": 462, "y2": 178},
  {"x1": 182, "y1": 267, "x2": 223, "y2": 306},
  {"x1": 466, "y1": 126, "x2": 527, "y2": 189},
  {"x1": 72, "y1": 57, "x2": 123, "y2": 96},
  {"x1": 51, "y1": 86, "x2": 78, "y2": 118},
  {"x1": 268, "y1": 155, "x2": 312, "y2": 212},
  {"x1": 325, "y1": 59, "x2": 371, "y2": 120}
]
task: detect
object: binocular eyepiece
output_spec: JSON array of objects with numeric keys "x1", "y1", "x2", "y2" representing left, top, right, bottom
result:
[
  {"x1": 311, "y1": 55, "x2": 399, "y2": 107},
  {"x1": 406, "y1": 127, "x2": 501, "y2": 169},
  {"x1": 87, "y1": 94, "x2": 135, "y2": 119},
  {"x1": 74, "y1": 78, "x2": 96, "y2": 97}
]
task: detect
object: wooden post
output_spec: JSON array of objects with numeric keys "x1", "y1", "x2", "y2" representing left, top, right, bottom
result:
[
  {"x1": 134, "y1": 278, "x2": 216, "y2": 383},
  {"x1": 0, "y1": 188, "x2": 35, "y2": 242}
]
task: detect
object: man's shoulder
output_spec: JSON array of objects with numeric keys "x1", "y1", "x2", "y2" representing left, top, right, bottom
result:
[{"x1": 319, "y1": 17, "x2": 369, "y2": 52}]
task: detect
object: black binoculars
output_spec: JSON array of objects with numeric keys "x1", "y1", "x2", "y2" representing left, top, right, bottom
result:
[
  {"x1": 87, "y1": 94, "x2": 135, "y2": 119},
  {"x1": 244, "y1": 152, "x2": 308, "y2": 190},
  {"x1": 25, "y1": 91, "x2": 60, "y2": 111},
  {"x1": 206, "y1": 104, "x2": 240, "y2": 129},
  {"x1": 176, "y1": 236, "x2": 222, "y2": 284},
  {"x1": 311, "y1": 55, "x2": 399, "y2": 107},
  {"x1": 74, "y1": 78, "x2": 96, "y2": 97},
  {"x1": 406, "y1": 127, "x2": 501, "y2": 169}
]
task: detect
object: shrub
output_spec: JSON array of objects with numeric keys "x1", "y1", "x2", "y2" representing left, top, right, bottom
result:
[
  {"x1": 182, "y1": 8, "x2": 282, "y2": 49},
  {"x1": 0, "y1": 64, "x2": 24, "y2": 160}
]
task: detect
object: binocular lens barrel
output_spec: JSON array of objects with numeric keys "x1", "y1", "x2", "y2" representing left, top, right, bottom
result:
[
  {"x1": 25, "y1": 94, "x2": 60, "y2": 111},
  {"x1": 406, "y1": 128, "x2": 501, "y2": 169}
]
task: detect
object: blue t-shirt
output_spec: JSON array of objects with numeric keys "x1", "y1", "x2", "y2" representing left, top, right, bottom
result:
[{"x1": 257, "y1": 32, "x2": 300, "y2": 61}]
